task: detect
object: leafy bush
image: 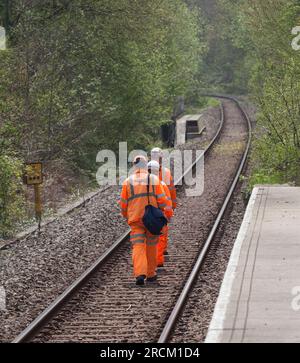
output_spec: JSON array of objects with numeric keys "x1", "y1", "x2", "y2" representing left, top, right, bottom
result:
[{"x1": 0, "y1": 155, "x2": 24, "y2": 238}]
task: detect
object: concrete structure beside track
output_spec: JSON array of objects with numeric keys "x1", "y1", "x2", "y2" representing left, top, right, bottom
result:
[
  {"x1": 206, "y1": 186, "x2": 300, "y2": 343},
  {"x1": 176, "y1": 115, "x2": 190, "y2": 146},
  {"x1": 176, "y1": 114, "x2": 203, "y2": 146}
]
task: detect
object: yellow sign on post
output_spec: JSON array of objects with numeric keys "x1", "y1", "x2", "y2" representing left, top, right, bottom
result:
[
  {"x1": 24, "y1": 163, "x2": 43, "y2": 185},
  {"x1": 23, "y1": 162, "x2": 43, "y2": 230}
]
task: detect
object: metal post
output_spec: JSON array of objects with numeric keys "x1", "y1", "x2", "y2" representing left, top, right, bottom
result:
[{"x1": 34, "y1": 184, "x2": 42, "y2": 231}]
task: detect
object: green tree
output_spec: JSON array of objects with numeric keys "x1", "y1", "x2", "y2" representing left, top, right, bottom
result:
[
  {"x1": 1, "y1": 0, "x2": 204, "y2": 169},
  {"x1": 185, "y1": 0, "x2": 250, "y2": 93},
  {"x1": 0, "y1": 0, "x2": 205, "y2": 234},
  {"x1": 239, "y1": 0, "x2": 300, "y2": 184}
]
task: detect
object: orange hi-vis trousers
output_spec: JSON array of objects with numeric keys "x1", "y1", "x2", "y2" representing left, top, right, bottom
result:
[
  {"x1": 130, "y1": 221, "x2": 159, "y2": 278},
  {"x1": 157, "y1": 225, "x2": 168, "y2": 266}
]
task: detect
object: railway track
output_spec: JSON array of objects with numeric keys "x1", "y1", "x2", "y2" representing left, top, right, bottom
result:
[
  {"x1": 159, "y1": 96, "x2": 252, "y2": 342},
  {"x1": 13, "y1": 95, "x2": 251, "y2": 343}
]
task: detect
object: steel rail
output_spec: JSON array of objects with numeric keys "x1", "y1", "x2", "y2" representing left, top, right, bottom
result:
[
  {"x1": 13, "y1": 98, "x2": 225, "y2": 343},
  {"x1": 158, "y1": 95, "x2": 252, "y2": 343},
  {"x1": 12, "y1": 230, "x2": 129, "y2": 343}
]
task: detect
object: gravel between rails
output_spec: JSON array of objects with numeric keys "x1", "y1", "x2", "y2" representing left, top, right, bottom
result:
[
  {"x1": 29, "y1": 99, "x2": 248, "y2": 343},
  {"x1": 0, "y1": 106, "x2": 220, "y2": 342}
]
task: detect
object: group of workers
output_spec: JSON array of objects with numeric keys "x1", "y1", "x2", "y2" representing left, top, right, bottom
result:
[{"x1": 119, "y1": 148, "x2": 177, "y2": 286}]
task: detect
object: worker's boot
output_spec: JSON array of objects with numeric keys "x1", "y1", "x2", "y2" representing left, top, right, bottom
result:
[
  {"x1": 147, "y1": 275, "x2": 158, "y2": 283},
  {"x1": 136, "y1": 275, "x2": 146, "y2": 286}
]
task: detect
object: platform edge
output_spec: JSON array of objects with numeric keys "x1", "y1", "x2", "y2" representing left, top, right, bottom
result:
[{"x1": 205, "y1": 187, "x2": 261, "y2": 343}]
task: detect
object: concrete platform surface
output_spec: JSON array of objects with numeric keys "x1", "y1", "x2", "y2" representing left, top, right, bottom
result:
[{"x1": 206, "y1": 186, "x2": 300, "y2": 343}]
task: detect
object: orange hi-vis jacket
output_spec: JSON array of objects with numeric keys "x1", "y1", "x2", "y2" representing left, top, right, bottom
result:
[
  {"x1": 119, "y1": 169, "x2": 171, "y2": 225},
  {"x1": 161, "y1": 181, "x2": 173, "y2": 219},
  {"x1": 159, "y1": 167, "x2": 177, "y2": 209}
]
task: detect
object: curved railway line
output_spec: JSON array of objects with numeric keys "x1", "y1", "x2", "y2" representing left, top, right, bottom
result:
[{"x1": 13, "y1": 95, "x2": 251, "y2": 343}]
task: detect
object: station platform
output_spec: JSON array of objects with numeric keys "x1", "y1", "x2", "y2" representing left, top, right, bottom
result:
[{"x1": 206, "y1": 186, "x2": 300, "y2": 343}]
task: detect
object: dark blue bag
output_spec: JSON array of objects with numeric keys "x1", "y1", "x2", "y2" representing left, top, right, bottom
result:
[{"x1": 142, "y1": 175, "x2": 168, "y2": 236}]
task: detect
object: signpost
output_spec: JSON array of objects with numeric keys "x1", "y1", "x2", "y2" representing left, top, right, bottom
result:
[{"x1": 23, "y1": 162, "x2": 43, "y2": 230}]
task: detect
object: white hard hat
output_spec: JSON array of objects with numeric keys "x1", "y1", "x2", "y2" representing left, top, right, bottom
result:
[
  {"x1": 133, "y1": 155, "x2": 148, "y2": 169},
  {"x1": 147, "y1": 160, "x2": 160, "y2": 171},
  {"x1": 151, "y1": 147, "x2": 163, "y2": 158},
  {"x1": 133, "y1": 155, "x2": 148, "y2": 164}
]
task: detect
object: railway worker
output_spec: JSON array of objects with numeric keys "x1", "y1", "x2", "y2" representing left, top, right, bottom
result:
[
  {"x1": 151, "y1": 147, "x2": 177, "y2": 256},
  {"x1": 119, "y1": 155, "x2": 171, "y2": 286},
  {"x1": 147, "y1": 160, "x2": 173, "y2": 269}
]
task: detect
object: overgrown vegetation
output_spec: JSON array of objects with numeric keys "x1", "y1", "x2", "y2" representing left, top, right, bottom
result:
[
  {"x1": 240, "y1": 1, "x2": 300, "y2": 187},
  {"x1": 218, "y1": 0, "x2": 300, "y2": 187},
  {"x1": 2, "y1": 0, "x2": 300, "y2": 236},
  {"x1": 1, "y1": 1, "x2": 204, "y2": 164},
  {"x1": 0, "y1": 0, "x2": 205, "y2": 236},
  {"x1": 0, "y1": 155, "x2": 24, "y2": 237},
  {"x1": 191, "y1": 0, "x2": 300, "y2": 188}
]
